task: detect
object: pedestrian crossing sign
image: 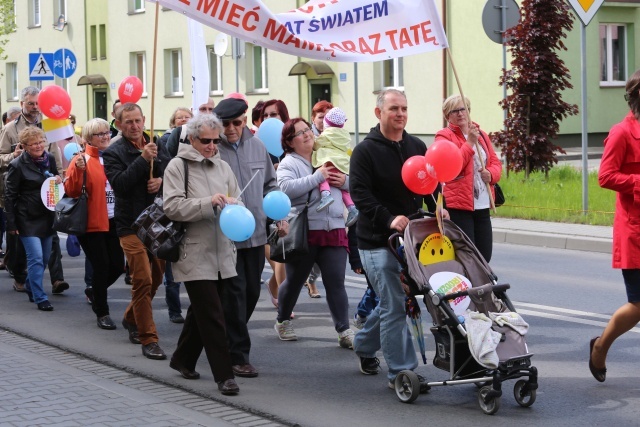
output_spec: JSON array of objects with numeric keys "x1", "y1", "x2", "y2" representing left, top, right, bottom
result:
[
  {"x1": 567, "y1": 0, "x2": 605, "y2": 26},
  {"x1": 29, "y1": 53, "x2": 55, "y2": 81}
]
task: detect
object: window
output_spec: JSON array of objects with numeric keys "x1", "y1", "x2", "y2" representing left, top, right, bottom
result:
[
  {"x1": 99, "y1": 24, "x2": 106, "y2": 59},
  {"x1": 208, "y1": 46, "x2": 223, "y2": 95},
  {"x1": 129, "y1": 0, "x2": 145, "y2": 13},
  {"x1": 247, "y1": 44, "x2": 268, "y2": 92},
  {"x1": 131, "y1": 52, "x2": 147, "y2": 96},
  {"x1": 6, "y1": 63, "x2": 18, "y2": 100},
  {"x1": 600, "y1": 24, "x2": 627, "y2": 86},
  {"x1": 90, "y1": 25, "x2": 97, "y2": 60},
  {"x1": 53, "y1": 0, "x2": 66, "y2": 23},
  {"x1": 382, "y1": 58, "x2": 404, "y2": 89},
  {"x1": 29, "y1": 0, "x2": 41, "y2": 27},
  {"x1": 165, "y1": 49, "x2": 183, "y2": 95}
]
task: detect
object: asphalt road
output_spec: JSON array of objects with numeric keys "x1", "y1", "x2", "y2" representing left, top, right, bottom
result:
[{"x1": 0, "y1": 241, "x2": 638, "y2": 426}]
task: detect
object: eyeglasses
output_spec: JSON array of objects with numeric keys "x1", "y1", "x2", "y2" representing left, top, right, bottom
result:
[
  {"x1": 93, "y1": 131, "x2": 110, "y2": 138},
  {"x1": 196, "y1": 137, "x2": 221, "y2": 145},
  {"x1": 263, "y1": 112, "x2": 279, "y2": 119},
  {"x1": 449, "y1": 108, "x2": 467, "y2": 115},
  {"x1": 293, "y1": 128, "x2": 312, "y2": 138},
  {"x1": 222, "y1": 119, "x2": 244, "y2": 127}
]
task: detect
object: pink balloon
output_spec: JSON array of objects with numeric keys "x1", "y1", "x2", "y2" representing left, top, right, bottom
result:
[
  {"x1": 425, "y1": 140, "x2": 463, "y2": 183},
  {"x1": 401, "y1": 155, "x2": 439, "y2": 195},
  {"x1": 38, "y1": 85, "x2": 72, "y2": 119},
  {"x1": 118, "y1": 76, "x2": 144, "y2": 104}
]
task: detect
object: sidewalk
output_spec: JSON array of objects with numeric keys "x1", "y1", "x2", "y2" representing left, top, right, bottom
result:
[
  {"x1": 492, "y1": 217, "x2": 612, "y2": 254},
  {"x1": 0, "y1": 330, "x2": 283, "y2": 427}
]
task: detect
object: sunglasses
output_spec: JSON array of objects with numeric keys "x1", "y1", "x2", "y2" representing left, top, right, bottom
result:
[
  {"x1": 449, "y1": 108, "x2": 467, "y2": 115},
  {"x1": 263, "y1": 112, "x2": 279, "y2": 119},
  {"x1": 196, "y1": 137, "x2": 221, "y2": 145},
  {"x1": 222, "y1": 119, "x2": 244, "y2": 127}
]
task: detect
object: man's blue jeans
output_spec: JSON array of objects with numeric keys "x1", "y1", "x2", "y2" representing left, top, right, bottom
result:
[
  {"x1": 20, "y1": 235, "x2": 53, "y2": 304},
  {"x1": 353, "y1": 247, "x2": 418, "y2": 381}
]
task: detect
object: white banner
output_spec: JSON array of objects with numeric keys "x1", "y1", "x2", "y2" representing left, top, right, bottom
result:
[
  {"x1": 188, "y1": 18, "x2": 210, "y2": 111},
  {"x1": 149, "y1": 0, "x2": 448, "y2": 62}
]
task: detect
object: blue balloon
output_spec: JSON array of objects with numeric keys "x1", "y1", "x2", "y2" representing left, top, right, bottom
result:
[
  {"x1": 63, "y1": 142, "x2": 81, "y2": 161},
  {"x1": 263, "y1": 191, "x2": 291, "y2": 221},
  {"x1": 219, "y1": 205, "x2": 256, "y2": 242},
  {"x1": 257, "y1": 118, "x2": 284, "y2": 157}
]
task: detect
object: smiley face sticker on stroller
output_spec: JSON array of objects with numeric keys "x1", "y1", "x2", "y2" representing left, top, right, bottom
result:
[{"x1": 388, "y1": 216, "x2": 538, "y2": 414}]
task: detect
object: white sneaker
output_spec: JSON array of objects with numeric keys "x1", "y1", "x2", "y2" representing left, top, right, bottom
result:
[
  {"x1": 274, "y1": 320, "x2": 297, "y2": 341},
  {"x1": 352, "y1": 314, "x2": 367, "y2": 330},
  {"x1": 338, "y1": 329, "x2": 355, "y2": 349}
]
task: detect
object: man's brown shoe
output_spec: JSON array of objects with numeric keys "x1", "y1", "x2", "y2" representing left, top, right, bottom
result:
[
  {"x1": 232, "y1": 364, "x2": 258, "y2": 378},
  {"x1": 217, "y1": 378, "x2": 239, "y2": 395},
  {"x1": 52, "y1": 280, "x2": 69, "y2": 294}
]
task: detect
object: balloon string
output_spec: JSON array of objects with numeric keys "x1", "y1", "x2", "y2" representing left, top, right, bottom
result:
[{"x1": 237, "y1": 170, "x2": 260, "y2": 200}]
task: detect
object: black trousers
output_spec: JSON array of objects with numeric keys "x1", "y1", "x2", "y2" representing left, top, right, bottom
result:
[
  {"x1": 222, "y1": 246, "x2": 265, "y2": 365},
  {"x1": 448, "y1": 208, "x2": 493, "y2": 263},
  {"x1": 173, "y1": 279, "x2": 234, "y2": 383},
  {"x1": 78, "y1": 220, "x2": 124, "y2": 317},
  {"x1": 47, "y1": 233, "x2": 64, "y2": 283}
]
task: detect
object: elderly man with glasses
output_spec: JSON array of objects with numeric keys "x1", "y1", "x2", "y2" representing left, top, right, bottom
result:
[
  {"x1": 213, "y1": 98, "x2": 288, "y2": 378},
  {"x1": 0, "y1": 86, "x2": 68, "y2": 294}
]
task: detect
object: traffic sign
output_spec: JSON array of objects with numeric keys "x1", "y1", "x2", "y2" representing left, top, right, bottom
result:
[
  {"x1": 482, "y1": 0, "x2": 520, "y2": 45},
  {"x1": 567, "y1": 0, "x2": 605, "y2": 26},
  {"x1": 53, "y1": 48, "x2": 77, "y2": 79},
  {"x1": 29, "y1": 53, "x2": 54, "y2": 81}
]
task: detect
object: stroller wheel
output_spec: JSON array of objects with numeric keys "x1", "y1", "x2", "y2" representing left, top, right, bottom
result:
[
  {"x1": 478, "y1": 386, "x2": 501, "y2": 415},
  {"x1": 394, "y1": 370, "x2": 421, "y2": 404},
  {"x1": 513, "y1": 380, "x2": 536, "y2": 407}
]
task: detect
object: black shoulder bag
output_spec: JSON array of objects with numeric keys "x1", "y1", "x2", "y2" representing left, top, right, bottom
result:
[
  {"x1": 54, "y1": 167, "x2": 88, "y2": 235},
  {"x1": 268, "y1": 191, "x2": 312, "y2": 263},
  {"x1": 132, "y1": 159, "x2": 188, "y2": 262}
]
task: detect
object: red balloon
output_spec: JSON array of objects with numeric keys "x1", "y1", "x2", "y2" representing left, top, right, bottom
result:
[
  {"x1": 118, "y1": 76, "x2": 144, "y2": 104},
  {"x1": 425, "y1": 140, "x2": 463, "y2": 183},
  {"x1": 38, "y1": 85, "x2": 72, "y2": 119},
  {"x1": 401, "y1": 155, "x2": 439, "y2": 195}
]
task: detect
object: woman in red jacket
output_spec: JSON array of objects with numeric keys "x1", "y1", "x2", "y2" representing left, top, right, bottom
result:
[
  {"x1": 434, "y1": 95, "x2": 502, "y2": 262},
  {"x1": 64, "y1": 118, "x2": 124, "y2": 330},
  {"x1": 589, "y1": 69, "x2": 640, "y2": 383}
]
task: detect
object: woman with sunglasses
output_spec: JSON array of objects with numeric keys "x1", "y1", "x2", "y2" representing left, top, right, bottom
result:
[
  {"x1": 64, "y1": 118, "x2": 124, "y2": 328},
  {"x1": 163, "y1": 113, "x2": 242, "y2": 396},
  {"x1": 434, "y1": 95, "x2": 502, "y2": 263},
  {"x1": 273, "y1": 117, "x2": 355, "y2": 348}
]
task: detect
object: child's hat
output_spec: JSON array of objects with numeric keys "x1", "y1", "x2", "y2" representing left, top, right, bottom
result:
[{"x1": 324, "y1": 107, "x2": 347, "y2": 128}]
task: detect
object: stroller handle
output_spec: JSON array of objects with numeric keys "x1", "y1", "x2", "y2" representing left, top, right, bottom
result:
[
  {"x1": 438, "y1": 283, "x2": 511, "y2": 303},
  {"x1": 387, "y1": 210, "x2": 435, "y2": 265}
]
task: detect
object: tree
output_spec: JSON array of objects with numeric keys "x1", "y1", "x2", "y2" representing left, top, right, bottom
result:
[
  {"x1": 490, "y1": 0, "x2": 578, "y2": 177},
  {"x1": 0, "y1": 0, "x2": 16, "y2": 60}
]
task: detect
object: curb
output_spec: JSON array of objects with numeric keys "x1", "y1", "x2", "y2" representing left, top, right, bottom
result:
[{"x1": 493, "y1": 229, "x2": 612, "y2": 254}]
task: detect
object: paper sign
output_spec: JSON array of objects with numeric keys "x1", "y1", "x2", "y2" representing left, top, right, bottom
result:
[
  {"x1": 40, "y1": 177, "x2": 64, "y2": 211},
  {"x1": 430, "y1": 271, "x2": 472, "y2": 316}
]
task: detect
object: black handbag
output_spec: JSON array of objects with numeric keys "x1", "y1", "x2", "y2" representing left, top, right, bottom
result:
[
  {"x1": 132, "y1": 159, "x2": 188, "y2": 262},
  {"x1": 268, "y1": 192, "x2": 311, "y2": 263},
  {"x1": 493, "y1": 183, "x2": 505, "y2": 207},
  {"x1": 53, "y1": 168, "x2": 88, "y2": 235}
]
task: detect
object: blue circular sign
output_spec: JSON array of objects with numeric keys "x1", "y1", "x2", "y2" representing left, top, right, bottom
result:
[{"x1": 53, "y1": 48, "x2": 77, "y2": 79}]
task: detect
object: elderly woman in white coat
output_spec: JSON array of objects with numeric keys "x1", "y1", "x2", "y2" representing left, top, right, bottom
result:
[{"x1": 163, "y1": 113, "x2": 242, "y2": 396}]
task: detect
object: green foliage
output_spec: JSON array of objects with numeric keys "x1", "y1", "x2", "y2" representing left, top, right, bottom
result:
[
  {"x1": 490, "y1": 0, "x2": 579, "y2": 175},
  {"x1": 0, "y1": 0, "x2": 15, "y2": 60},
  {"x1": 494, "y1": 166, "x2": 615, "y2": 226}
]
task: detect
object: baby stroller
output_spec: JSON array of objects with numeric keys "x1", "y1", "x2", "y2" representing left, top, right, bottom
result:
[{"x1": 388, "y1": 215, "x2": 538, "y2": 414}]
